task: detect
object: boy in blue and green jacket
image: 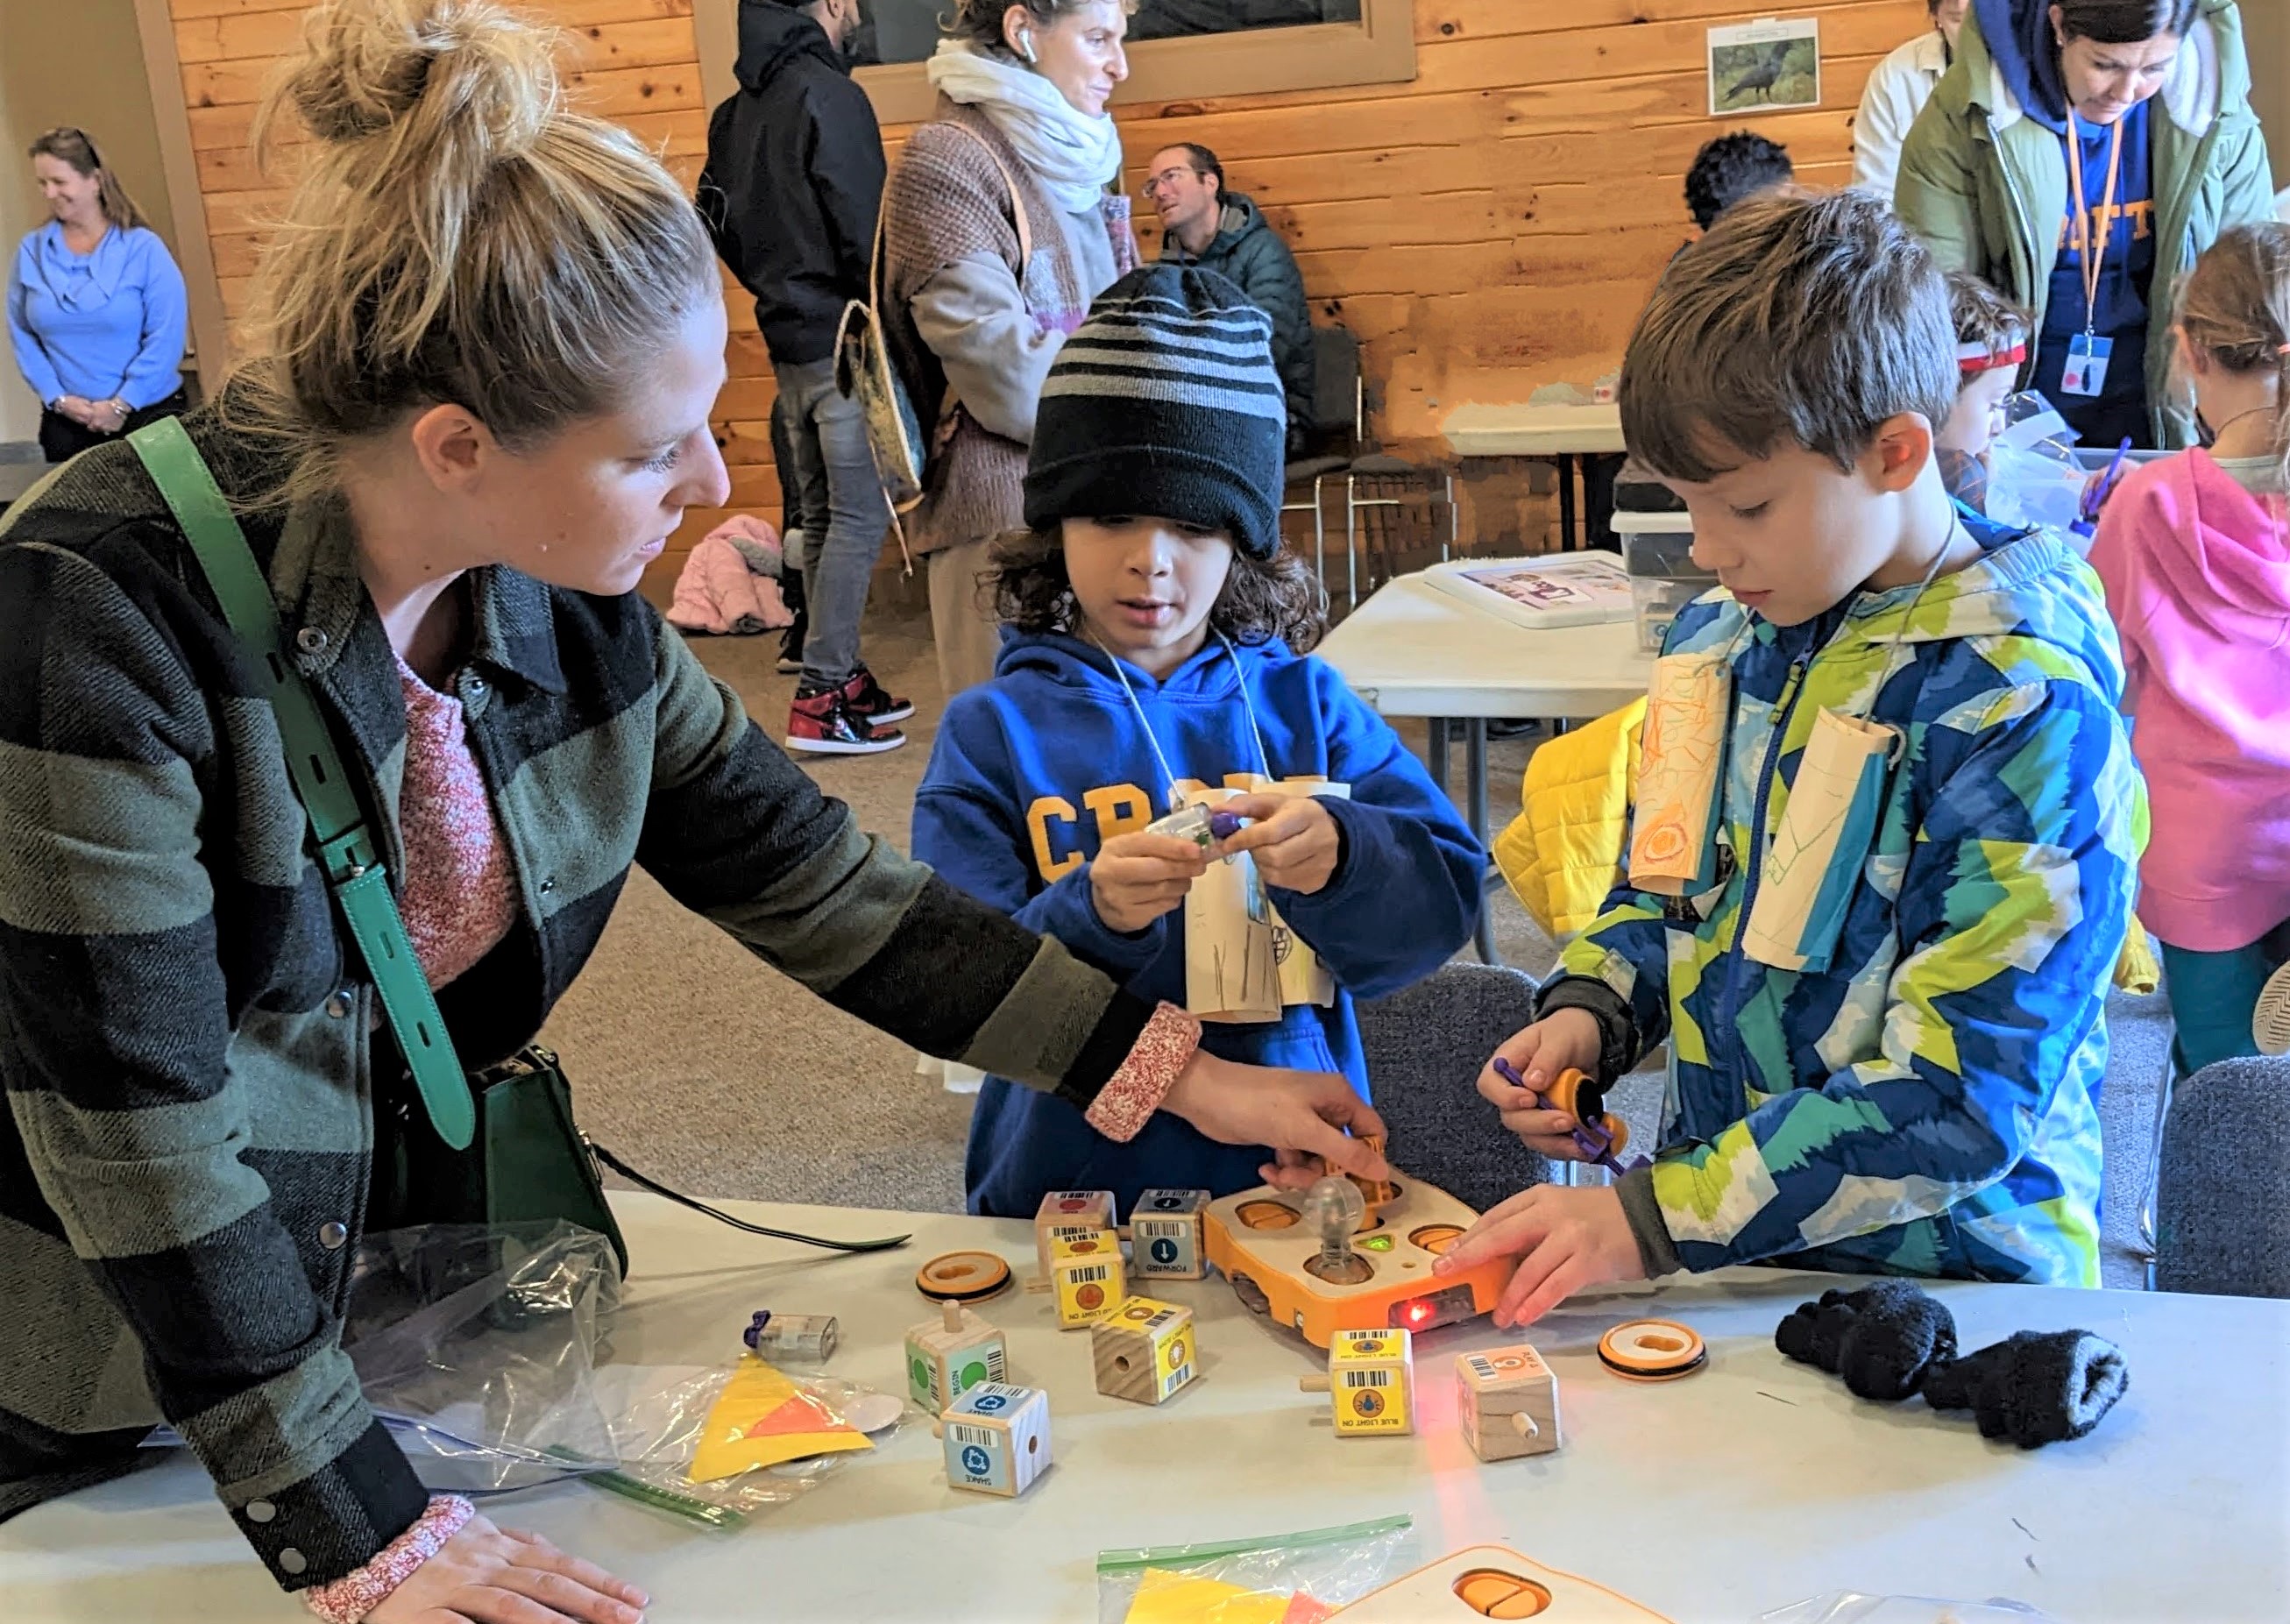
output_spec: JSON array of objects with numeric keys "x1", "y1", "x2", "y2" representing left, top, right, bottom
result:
[{"x1": 1438, "y1": 190, "x2": 2145, "y2": 1327}]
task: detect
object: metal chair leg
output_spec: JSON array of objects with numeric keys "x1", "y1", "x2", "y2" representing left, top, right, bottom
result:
[
  {"x1": 2137, "y1": 1045, "x2": 2176, "y2": 1258},
  {"x1": 1344, "y1": 474, "x2": 1360, "y2": 613},
  {"x1": 1311, "y1": 474, "x2": 1328, "y2": 599}
]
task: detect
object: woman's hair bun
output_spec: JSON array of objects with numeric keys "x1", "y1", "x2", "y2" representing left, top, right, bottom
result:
[{"x1": 280, "y1": 0, "x2": 559, "y2": 160}]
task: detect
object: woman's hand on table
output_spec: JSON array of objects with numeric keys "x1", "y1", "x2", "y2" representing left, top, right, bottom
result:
[
  {"x1": 1432, "y1": 1184, "x2": 1645, "y2": 1328},
  {"x1": 1216, "y1": 793, "x2": 1342, "y2": 895},
  {"x1": 1088, "y1": 830, "x2": 1210, "y2": 933},
  {"x1": 368, "y1": 1515, "x2": 649, "y2": 1624},
  {"x1": 1157, "y1": 1050, "x2": 1390, "y2": 1190},
  {"x1": 1477, "y1": 1009, "x2": 1604, "y2": 1160}
]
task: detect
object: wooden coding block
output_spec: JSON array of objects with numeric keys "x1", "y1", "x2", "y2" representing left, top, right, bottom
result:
[
  {"x1": 1049, "y1": 1231, "x2": 1125, "y2": 1330},
  {"x1": 1033, "y1": 1189, "x2": 1115, "y2": 1280},
  {"x1": 1091, "y1": 1296, "x2": 1198, "y2": 1405},
  {"x1": 904, "y1": 1301, "x2": 1008, "y2": 1413},
  {"x1": 1299, "y1": 1327, "x2": 1415, "y2": 1436},
  {"x1": 1457, "y1": 1344, "x2": 1562, "y2": 1462},
  {"x1": 1130, "y1": 1188, "x2": 1211, "y2": 1280},
  {"x1": 940, "y1": 1383, "x2": 1051, "y2": 1497}
]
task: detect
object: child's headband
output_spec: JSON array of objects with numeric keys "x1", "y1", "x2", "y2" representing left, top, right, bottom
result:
[{"x1": 1956, "y1": 331, "x2": 2028, "y2": 378}]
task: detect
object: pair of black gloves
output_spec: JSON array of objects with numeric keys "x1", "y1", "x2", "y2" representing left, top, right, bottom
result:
[{"x1": 1775, "y1": 1279, "x2": 2128, "y2": 1448}]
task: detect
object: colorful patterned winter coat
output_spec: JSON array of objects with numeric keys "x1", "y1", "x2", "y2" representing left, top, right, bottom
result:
[{"x1": 1547, "y1": 512, "x2": 2145, "y2": 1287}]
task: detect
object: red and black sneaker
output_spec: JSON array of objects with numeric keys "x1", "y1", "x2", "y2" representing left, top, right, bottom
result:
[
  {"x1": 786, "y1": 684, "x2": 904, "y2": 755},
  {"x1": 840, "y1": 664, "x2": 915, "y2": 726}
]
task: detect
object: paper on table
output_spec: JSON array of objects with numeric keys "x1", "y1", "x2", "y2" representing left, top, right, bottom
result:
[{"x1": 687, "y1": 1356, "x2": 871, "y2": 1482}]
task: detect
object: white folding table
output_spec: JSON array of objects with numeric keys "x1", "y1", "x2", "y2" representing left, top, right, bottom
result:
[
  {"x1": 1317, "y1": 571, "x2": 1655, "y2": 961},
  {"x1": 5, "y1": 1191, "x2": 2279, "y2": 1622}
]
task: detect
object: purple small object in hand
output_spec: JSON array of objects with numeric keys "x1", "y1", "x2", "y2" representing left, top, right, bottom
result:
[
  {"x1": 1209, "y1": 810, "x2": 1245, "y2": 840},
  {"x1": 1491, "y1": 1057, "x2": 1634, "y2": 1174}
]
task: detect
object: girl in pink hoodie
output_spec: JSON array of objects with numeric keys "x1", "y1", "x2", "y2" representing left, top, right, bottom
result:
[{"x1": 2090, "y1": 223, "x2": 2290, "y2": 1076}]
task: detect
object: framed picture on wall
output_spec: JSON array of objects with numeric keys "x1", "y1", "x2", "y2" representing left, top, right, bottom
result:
[{"x1": 1706, "y1": 18, "x2": 1820, "y2": 117}]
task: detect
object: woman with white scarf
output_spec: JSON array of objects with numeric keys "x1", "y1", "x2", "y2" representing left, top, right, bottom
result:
[{"x1": 882, "y1": 0, "x2": 1138, "y2": 699}]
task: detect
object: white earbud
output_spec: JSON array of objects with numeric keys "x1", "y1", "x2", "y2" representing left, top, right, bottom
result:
[{"x1": 1017, "y1": 29, "x2": 1038, "y2": 63}]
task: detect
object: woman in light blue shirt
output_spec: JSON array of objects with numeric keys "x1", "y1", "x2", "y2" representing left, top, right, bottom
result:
[{"x1": 8, "y1": 127, "x2": 188, "y2": 462}]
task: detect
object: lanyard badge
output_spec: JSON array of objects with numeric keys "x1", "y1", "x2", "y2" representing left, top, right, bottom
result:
[{"x1": 2059, "y1": 112, "x2": 2123, "y2": 400}]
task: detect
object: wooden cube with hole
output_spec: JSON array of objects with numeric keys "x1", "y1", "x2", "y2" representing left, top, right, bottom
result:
[
  {"x1": 939, "y1": 1382, "x2": 1051, "y2": 1498},
  {"x1": 1090, "y1": 1296, "x2": 1197, "y2": 1405},
  {"x1": 1033, "y1": 1188, "x2": 1116, "y2": 1281},
  {"x1": 1457, "y1": 1344, "x2": 1562, "y2": 1462},
  {"x1": 1299, "y1": 1327, "x2": 1415, "y2": 1436},
  {"x1": 1130, "y1": 1188, "x2": 1211, "y2": 1280},
  {"x1": 905, "y1": 1301, "x2": 1008, "y2": 1413},
  {"x1": 1049, "y1": 1231, "x2": 1126, "y2": 1330}
]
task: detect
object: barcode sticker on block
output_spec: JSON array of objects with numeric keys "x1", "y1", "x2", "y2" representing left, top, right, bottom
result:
[
  {"x1": 1068, "y1": 1264, "x2": 1110, "y2": 1283},
  {"x1": 1344, "y1": 1368, "x2": 1393, "y2": 1387},
  {"x1": 950, "y1": 1423, "x2": 997, "y2": 1449}
]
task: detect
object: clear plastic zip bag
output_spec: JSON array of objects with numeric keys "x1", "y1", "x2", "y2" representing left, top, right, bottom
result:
[{"x1": 1096, "y1": 1515, "x2": 1416, "y2": 1622}]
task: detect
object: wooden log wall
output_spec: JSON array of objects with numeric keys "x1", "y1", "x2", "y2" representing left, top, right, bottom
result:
[{"x1": 167, "y1": 0, "x2": 1925, "y2": 587}]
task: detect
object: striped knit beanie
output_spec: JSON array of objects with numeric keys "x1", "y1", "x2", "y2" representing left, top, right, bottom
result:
[{"x1": 1024, "y1": 265, "x2": 1287, "y2": 559}]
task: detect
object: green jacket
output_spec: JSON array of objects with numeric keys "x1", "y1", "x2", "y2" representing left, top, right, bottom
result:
[
  {"x1": 0, "y1": 410, "x2": 1164, "y2": 1590},
  {"x1": 1159, "y1": 192, "x2": 1314, "y2": 444},
  {"x1": 1895, "y1": 0, "x2": 2274, "y2": 447}
]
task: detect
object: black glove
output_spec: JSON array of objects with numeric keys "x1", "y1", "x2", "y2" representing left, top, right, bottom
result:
[
  {"x1": 1774, "y1": 1279, "x2": 1958, "y2": 1401},
  {"x1": 1923, "y1": 1330, "x2": 2129, "y2": 1449}
]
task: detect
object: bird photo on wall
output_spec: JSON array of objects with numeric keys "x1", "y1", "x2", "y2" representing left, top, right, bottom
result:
[{"x1": 1708, "y1": 19, "x2": 1821, "y2": 117}]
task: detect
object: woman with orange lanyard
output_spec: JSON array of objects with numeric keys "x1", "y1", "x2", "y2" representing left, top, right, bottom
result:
[{"x1": 1897, "y1": 0, "x2": 2273, "y2": 449}]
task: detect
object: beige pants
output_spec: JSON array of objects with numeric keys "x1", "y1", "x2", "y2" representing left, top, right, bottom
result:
[{"x1": 927, "y1": 535, "x2": 1004, "y2": 700}]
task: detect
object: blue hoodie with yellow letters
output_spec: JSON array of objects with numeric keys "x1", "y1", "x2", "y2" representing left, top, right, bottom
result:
[{"x1": 914, "y1": 630, "x2": 1484, "y2": 1219}]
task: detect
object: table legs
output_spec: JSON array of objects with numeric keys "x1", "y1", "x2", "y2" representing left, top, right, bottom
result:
[
  {"x1": 1424, "y1": 717, "x2": 1501, "y2": 966},
  {"x1": 1556, "y1": 452, "x2": 1579, "y2": 551}
]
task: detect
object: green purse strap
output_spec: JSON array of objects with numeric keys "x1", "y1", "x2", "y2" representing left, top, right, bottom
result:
[{"x1": 128, "y1": 417, "x2": 477, "y2": 1152}]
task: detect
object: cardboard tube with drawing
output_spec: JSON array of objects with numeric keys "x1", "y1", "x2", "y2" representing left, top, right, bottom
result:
[
  {"x1": 1181, "y1": 780, "x2": 1351, "y2": 1024},
  {"x1": 1627, "y1": 651, "x2": 1731, "y2": 897},
  {"x1": 1741, "y1": 708, "x2": 1898, "y2": 974}
]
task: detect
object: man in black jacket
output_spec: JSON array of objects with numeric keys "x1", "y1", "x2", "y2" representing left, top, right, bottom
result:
[
  {"x1": 700, "y1": 0, "x2": 912, "y2": 755},
  {"x1": 1145, "y1": 143, "x2": 1315, "y2": 455}
]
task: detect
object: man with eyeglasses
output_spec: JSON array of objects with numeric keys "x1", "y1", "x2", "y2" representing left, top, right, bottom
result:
[{"x1": 1144, "y1": 143, "x2": 1313, "y2": 453}]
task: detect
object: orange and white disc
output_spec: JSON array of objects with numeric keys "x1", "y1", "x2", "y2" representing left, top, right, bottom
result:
[
  {"x1": 1597, "y1": 1318, "x2": 1706, "y2": 1381},
  {"x1": 916, "y1": 1250, "x2": 1013, "y2": 1303}
]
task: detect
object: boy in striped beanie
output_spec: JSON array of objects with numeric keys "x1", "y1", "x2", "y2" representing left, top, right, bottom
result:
[{"x1": 908, "y1": 263, "x2": 1486, "y2": 1220}]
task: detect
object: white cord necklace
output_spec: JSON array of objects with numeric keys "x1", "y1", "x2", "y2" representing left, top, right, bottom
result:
[{"x1": 1088, "y1": 628, "x2": 1276, "y2": 812}]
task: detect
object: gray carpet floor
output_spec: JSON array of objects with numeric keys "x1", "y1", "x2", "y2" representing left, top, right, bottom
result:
[{"x1": 543, "y1": 601, "x2": 2166, "y2": 1290}]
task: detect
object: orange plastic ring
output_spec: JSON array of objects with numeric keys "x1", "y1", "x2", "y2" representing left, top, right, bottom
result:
[
  {"x1": 1597, "y1": 1317, "x2": 1706, "y2": 1379},
  {"x1": 915, "y1": 1250, "x2": 1014, "y2": 1303}
]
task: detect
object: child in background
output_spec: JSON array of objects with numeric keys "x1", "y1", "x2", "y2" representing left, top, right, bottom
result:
[
  {"x1": 912, "y1": 265, "x2": 1484, "y2": 1220},
  {"x1": 1438, "y1": 191, "x2": 2141, "y2": 1326},
  {"x1": 2089, "y1": 223, "x2": 2290, "y2": 1076},
  {"x1": 1683, "y1": 131, "x2": 1795, "y2": 237},
  {"x1": 1936, "y1": 270, "x2": 2031, "y2": 513}
]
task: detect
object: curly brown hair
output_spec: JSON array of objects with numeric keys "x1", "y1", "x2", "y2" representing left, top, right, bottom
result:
[{"x1": 987, "y1": 526, "x2": 1329, "y2": 655}]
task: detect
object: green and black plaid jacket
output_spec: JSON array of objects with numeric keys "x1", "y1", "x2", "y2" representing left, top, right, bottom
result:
[{"x1": 0, "y1": 411, "x2": 1151, "y2": 1589}]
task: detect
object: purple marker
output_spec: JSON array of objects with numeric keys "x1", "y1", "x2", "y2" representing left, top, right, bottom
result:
[{"x1": 1491, "y1": 1057, "x2": 1632, "y2": 1174}]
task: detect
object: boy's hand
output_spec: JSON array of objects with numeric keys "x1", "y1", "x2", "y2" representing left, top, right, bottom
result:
[
  {"x1": 1478, "y1": 1009, "x2": 1604, "y2": 1159},
  {"x1": 1088, "y1": 832, "x2": 1211, "y2": 933},
  {"x1": 1431, "y1": 1184, "x2": 1645, "y2": 1328},
  {"x1": 1216, "y1": 793, "x2": 1342, "y2": 895}
]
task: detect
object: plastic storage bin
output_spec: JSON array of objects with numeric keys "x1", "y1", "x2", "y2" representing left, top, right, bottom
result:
[{"x1": 1614, "y1": 510, "x2": 1714, "y2": 652}]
